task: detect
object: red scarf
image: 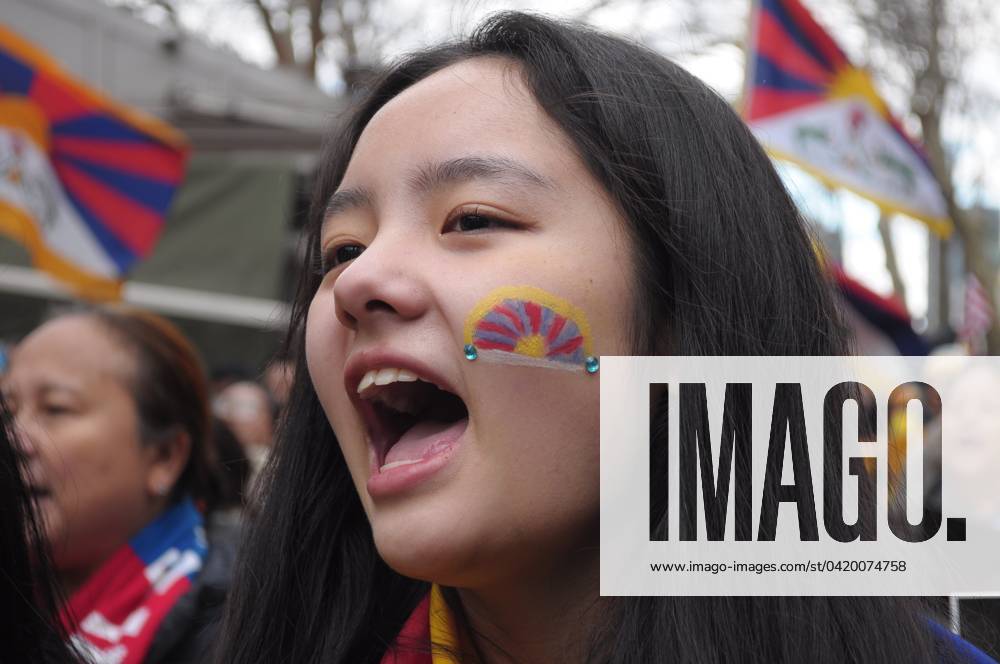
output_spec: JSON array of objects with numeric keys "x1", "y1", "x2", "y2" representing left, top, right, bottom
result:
[
  {"x1": 61, "y1": 499, "x2": 207, "y2": 664},
  {"x1": 381, "y1": 585, "x2": 462, "y2": 664}
]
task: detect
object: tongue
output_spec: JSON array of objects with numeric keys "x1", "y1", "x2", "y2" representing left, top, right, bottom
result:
[{"x1": 383, "y1": 418, "x2": 467, "y2": 466}]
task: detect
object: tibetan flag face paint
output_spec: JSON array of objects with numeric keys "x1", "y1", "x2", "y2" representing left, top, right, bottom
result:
[{"x1": 463, "y1": 286, "x2": 598, "y2": 373}]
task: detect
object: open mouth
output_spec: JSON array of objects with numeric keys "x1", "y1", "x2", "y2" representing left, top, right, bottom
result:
[{"x1": 356, "y1": 368, "x2": 469, "y2": 472}]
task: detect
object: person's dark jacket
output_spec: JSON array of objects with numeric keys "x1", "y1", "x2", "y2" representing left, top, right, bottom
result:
[{"x1": 145, "y1": 512, "x2": 241, "y2": 664}]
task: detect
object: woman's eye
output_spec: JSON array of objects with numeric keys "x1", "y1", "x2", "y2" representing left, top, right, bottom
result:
[
  {"x1": 446, "y1": 210, "x2": 516, "y2": 234},
  {"x1": 321, "y1": 244, "x2": 365, "y2": 274},
  {"x1": 334, "y1": 244, "x2": 365, "y2": 265},
  {"x1": 41, "y1": 403, "x2": 71, "y2": 416},
  {"x1": 457, "y1": 213, "x2": 494, "y2": 232}
]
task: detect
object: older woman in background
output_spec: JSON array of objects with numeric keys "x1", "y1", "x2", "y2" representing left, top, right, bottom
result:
[
  {"x1": 213, "y1": 380, "x2": 274, "y2": 479},
  {"x1": 3, "y1": 306, "x2": 239, "y2": 664}
]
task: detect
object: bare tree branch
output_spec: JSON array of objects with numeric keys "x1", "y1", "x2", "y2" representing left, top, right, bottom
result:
[
  {"x1": 250, "y1": 0, "x2": 296, "y2": 67},
  {"x1": 330, "y1": 0, "x2": 360, "y2": 66},
  {"x1": 151, "y1": 0, "x2": 180, "y2": 27},
  {"x1": 306, "y1": 0, "x2": 323, "y2": 79}
]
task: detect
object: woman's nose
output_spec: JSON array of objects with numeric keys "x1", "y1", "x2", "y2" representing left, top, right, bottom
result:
[{"x1": 332, "y1": 233, "x2": 432, "y2": 332}]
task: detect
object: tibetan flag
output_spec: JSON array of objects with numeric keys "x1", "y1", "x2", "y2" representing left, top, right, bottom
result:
[
  {"x1": 0, "y1": 24, "x2": 188, "y2": 300},
  {"x1": 742, "y1": 0, "x2": 951, "y2": 236},
  {"x1": 832, "y1": 264, "x2": 928, "y2": 356}
]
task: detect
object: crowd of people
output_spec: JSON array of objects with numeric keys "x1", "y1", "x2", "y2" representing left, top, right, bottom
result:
[{"x1": 1, "y1": 11, "x2": 997, "y2": 664}]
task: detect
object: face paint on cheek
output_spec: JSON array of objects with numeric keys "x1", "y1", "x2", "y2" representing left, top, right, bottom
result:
[{"x1": 462, "y1": 286, "x2": 600, "y2": 374}]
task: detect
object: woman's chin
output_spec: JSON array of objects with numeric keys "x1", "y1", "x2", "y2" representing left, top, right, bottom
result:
[{"x1": 372, "y1": 518, "x2": 489, "y2": 587}]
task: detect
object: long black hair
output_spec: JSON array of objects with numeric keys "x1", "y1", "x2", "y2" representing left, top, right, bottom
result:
[
  {"x1": 218, "y1": 12, "x2": 944, "y2": 663},
  {"x1": 0, "y1": 397, "x2": 82, "y2": 662}
]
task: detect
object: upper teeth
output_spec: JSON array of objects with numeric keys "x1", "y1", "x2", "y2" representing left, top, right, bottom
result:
[{"x1": 357, "y1": 367, "x2": 419, "y2": 395}]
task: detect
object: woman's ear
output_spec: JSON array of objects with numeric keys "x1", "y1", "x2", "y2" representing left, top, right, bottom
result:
[{"x1": 144, "y1": 430, "x2": 192, "y2": 499}]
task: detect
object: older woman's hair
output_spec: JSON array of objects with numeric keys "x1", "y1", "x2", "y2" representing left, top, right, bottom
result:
[{"x1": 218, "y1": 12, "x2": 939, "y2": 664}]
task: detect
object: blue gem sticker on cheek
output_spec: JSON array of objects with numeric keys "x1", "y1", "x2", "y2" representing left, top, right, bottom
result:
[{"x1": 463, "y1": 286, "x2": 599, "y2": 374}]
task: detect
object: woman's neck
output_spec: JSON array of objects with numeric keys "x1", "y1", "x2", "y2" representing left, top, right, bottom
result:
[
  {"x1": 58, "y1": 497, "x2": 168, "y2": 598},
  {"x1": 454, "y1": 544, "x2": 606, "y2": 664}
]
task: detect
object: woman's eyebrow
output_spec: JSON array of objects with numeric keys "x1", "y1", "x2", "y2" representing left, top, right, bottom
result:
[
  {"x1": 408, "y1": 156, "x2": 556, "y2": 194},
  {"x1": 324, "y1": 186, "x2": 375, "y2": 219},
  {"x1": 38, "y1": 381, "x2": 82, "y2": 398}
]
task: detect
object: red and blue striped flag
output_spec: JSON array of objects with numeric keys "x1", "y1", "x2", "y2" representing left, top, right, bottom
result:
[
  {"x1": 742, "y1": 0, "x2": 951, "y2": 236},
  {"x1": 0, "y1": 24, "x2": 188, "y2": 299}
]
